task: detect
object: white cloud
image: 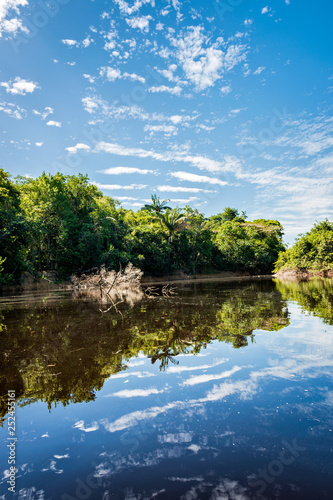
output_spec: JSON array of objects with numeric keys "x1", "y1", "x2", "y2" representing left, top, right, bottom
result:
[
  {"x1": 144, "y1": 124, "x2": 177, "y2": 135},
  {"x1": 0, "y1": 100, "x2": 26, "y2": 119},
  {"x1": 125, "y1": 15, "x2": 152, "y2": 32},
  {"x1": 100, "y1": 66, "x2": 121, "y2": 81},
  {"x1": 33, "y1": 107, "x2": 53, "y2": 120},
  {"x1": 66, "y1": 143, "x2": 90, "y2": 154},
  {"x1": 0, "y1": 0, "x2": 29, "y2": 37},
  {"x1": 61, "y1": 39, "x2": 78, "y2": 47},
  {"x1": 168, "y1": 26, "x2": 247, "y2": 91},
  {"x1": 1, "y1": 77, "x2": 39, "y2": 95},
  {"x1": 92, "y1": 182, "x2": 148, "y2": 190},
  {"x1": 62, "y1": 36, "x2": 93, "y2": 48},
  {"x1": 83, "y1": 74, "x2": 96, "y2": 84},
  {"x1": 229, "y1": 108, "x2": 242, "y2": 116},
  {"x1": 253, "y1": 66, "x2": 266, "y2": 75},
  {"x1": 170, "y1": 171, "x2": 228, "y2": 186},
  {"x1": 168, "y1": 197, "x2": 200, "y2": 203},
  {"x1": 106, "y1": 388, "x2": 165, "y2": 398},
  {"x1": 82, "y1": 35, "x2": 93, "y2": 48},
  {"x1": 167, "y1": 359, "x2": 228, "y2": 373},
  {"x1": 114, "y1": 0, "x2": 155, "y2": 16},
  {"x1": 73, "y1": 420, "x2": 99, "y2": 433},
  {"x1": 100, "y1": 67, "x2": 145, "y2": 83},
  {"x1": 94, "y1": 141, "x2": 236, "y2": 174},
  {"x1": 149, "y1": 85, "x2": 182, "y2": 96},
  {"x1": 220, "y1": 84, "x2": 231, "y2": 96},
  {"x1": 35, "y1": 142, "x2": 43, "y2": 147},
  {"x1": 98, "y1": 167, "x2": 154, "y2": 175},
  {"x1": 156, "y1": 64, "x2": 180, "y2": 83},
  {"x1": 81, "y1": 96, "x2": 197, "y2": 132},
  {"x1": 123, "y1": 72, "x2": 145, "y2": 83},
  {"x1": 157, "y1": 185, "x2": 215, "y2": 193},
  {"x1": 113, "y1": 196, "x2": 138, "y2": 201},
  {"x1": 182, "y1": 366, "x2": 242, "y2": 387},
  {"x1": 1, "y1": 16, "x2": 28, "y2": 36},
  {"x1": 196, "y1": 124, "x2": 214, "y2": 132},
  {"x1": 244, "y1": 19, "x2": 253, "y2": 25},
  {"x1": 95, "y1": 141, "x2": 242, "y2": 175},
  {"x1": 46, "y1": 120, "x2": 61, "y2": 127},
  {"x1": 261, "y1": 6, "x2": 273, "y2": 15},
  {"x1": 82, "y1": 96, "x2": 101, "y2": 114}
]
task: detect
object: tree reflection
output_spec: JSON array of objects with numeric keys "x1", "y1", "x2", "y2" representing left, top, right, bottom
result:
[
  {"x1": 0, "y1": 281, "x2": 290, "y2": 422},
  {"x1": 275, "y1": 277, "x2": 333, "y2": 325}
]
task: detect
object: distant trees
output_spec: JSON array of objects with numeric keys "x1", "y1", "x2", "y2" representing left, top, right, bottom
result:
[{"x1": 0, "y1": 169, "x2": 288, "y2": 284}]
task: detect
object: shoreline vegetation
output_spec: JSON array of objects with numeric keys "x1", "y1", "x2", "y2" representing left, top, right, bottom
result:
[
  {"x1": 274, "y1": 220, "x2": 333, "y2": 277},
  {"x1": 1, "y1": 168, "x2": 333, "y2": 287}
]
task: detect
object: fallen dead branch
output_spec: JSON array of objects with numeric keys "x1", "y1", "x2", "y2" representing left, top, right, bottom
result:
[
  {"x1": 144, "y1": 283, "x2": 177, "y2": 299},
  {"x1": 71, "y1": 263, "x2": 144, "y2": 314}
]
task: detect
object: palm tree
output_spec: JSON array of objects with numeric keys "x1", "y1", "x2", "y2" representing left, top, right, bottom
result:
[
  {"x1": 143, "y1": 194, "x2": 171, "y2": 214},
  {"x1": 158, "y1": 208, "x2": 187, "y2": 244}
]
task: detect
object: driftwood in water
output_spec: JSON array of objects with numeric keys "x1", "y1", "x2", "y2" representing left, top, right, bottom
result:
[{"x1": 71, "y1": 263, "x2": 144, "y2": 314}]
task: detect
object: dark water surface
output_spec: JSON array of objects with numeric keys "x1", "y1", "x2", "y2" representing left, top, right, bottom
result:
[{"x1": 0, "y1": 278, "x2": 333, "y2": 499}]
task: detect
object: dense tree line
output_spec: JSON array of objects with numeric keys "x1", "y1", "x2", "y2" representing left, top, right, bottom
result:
[
  {"x1": 0, "y1": 169, "x2": 285, "y2": 284},
  {"x1": 274, "y1": 220, "x2": 333, "y2": 274}
]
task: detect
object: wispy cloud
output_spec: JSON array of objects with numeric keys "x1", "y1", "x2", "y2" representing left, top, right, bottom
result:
[
  {"x1": 92, "y1": 182, "x2": 148, "y2": 190},
  {"x1": 105, "y1": 388, "x2": 165, "y2": 398},
  {"x1": 170, "y1": 171, "x2": 228, "y2": 186},
  {"x1": 94, "y1": 141, "x2": 240, "y2": 174},
  {"x1": 0, "y1": 100, "x2": 26, "y2": 119},
  {"x1": 99, "y1": 66, "x2": 145, "y2": 83},
  {"x1": 98, "y1": 167, "x2": 155, "y2": 175},
  {"x1": 157, "y1": 185, "x2": 215, "y2": 193},
  {"x1": 182, "y1": 366, "x2": 242, "y2": 387},
  {"x1": 33, "y1": 107, "x2": 53, "y2": 120},
  {"x1": 66, "y1": 143, "x2": 90, "y2": 154},
  {"x1": 149, "y1": 85, "x2": 182, "y2": 96}
]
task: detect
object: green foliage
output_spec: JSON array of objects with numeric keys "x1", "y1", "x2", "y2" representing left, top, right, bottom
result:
[
  {"x1": 143, "y1": 194, "x2": 171, "y2": 213},
  {"x1": 157, "y1": 207, "x2": 187, "y2": 244},
  {"x1": 0, "y1": 169, "x2": 29, "y2": 284},
  {"x1": 212, "y1": 219, "x2": 285, "y2": 274},
  {"x1": 0, "y1": 170, "x2": 286, "y2": 283},
  {"x1": 274, "y1": 220, "x2": 333, "y2": 273},
  {"x1": 209, "y1": 207, "x2": 247, "y2": 225}
]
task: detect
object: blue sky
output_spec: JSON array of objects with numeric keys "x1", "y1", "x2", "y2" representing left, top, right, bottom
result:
[{"x1": 0, "y1": 0, "x2": 332, "y2": 243}]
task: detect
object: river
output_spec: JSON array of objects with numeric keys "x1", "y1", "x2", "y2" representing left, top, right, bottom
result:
[{"x1": 0, "y1": 278, "x2": 332, "y2": 499}]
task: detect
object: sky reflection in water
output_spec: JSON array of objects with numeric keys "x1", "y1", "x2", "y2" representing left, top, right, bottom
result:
[{"x1": 0, "y1": 279, "x2": 333, "y2": 499}]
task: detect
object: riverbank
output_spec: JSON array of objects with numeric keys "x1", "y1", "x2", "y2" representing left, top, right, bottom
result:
[
  {"x1": 275, "y1": 269, "x2": 333, "y2": 279},
  {"x1": 0, "y1": 270, "x2": 276, "y2": 295}
]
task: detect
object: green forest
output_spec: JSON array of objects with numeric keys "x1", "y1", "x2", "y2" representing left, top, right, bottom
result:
[
  {"x1": 0, "y1": 169, "x2": 286, "y2": 285},
  {"x1": 2, "y1": 168, "x2": 333, "y2": 285}
]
